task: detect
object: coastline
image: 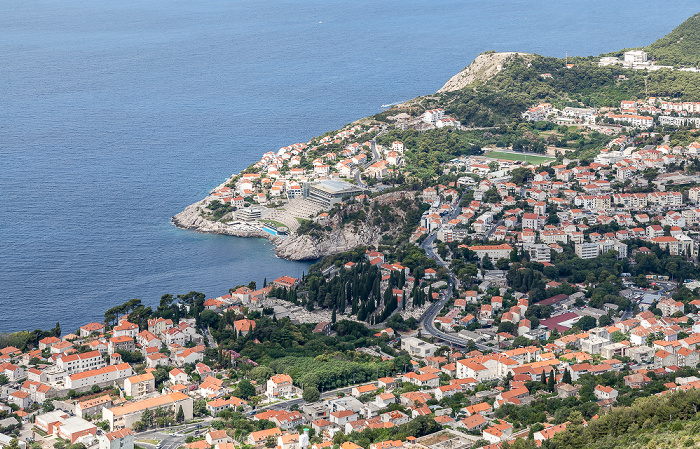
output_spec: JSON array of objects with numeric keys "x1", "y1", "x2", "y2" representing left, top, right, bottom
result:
[{"x1": 171, "y1": 199, "x2": 279, "y2": 242}]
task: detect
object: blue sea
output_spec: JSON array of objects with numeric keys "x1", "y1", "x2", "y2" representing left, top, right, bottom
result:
[{"x1": 1, "y1": 0, "x2": 698, "y2": 333}]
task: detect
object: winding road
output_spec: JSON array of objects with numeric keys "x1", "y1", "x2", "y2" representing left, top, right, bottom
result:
[{"x1": 416, "y1": 188, "x2": 494, "y2": 351}]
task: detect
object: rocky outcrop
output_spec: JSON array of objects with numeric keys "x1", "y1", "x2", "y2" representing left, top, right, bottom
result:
[
  {"x1": 275, "y1": 190, "x2": 418, "y2": 260},
  {"x1": 172, "y1": 200, "x2": 275, "y2": 240},
  {"x1": 437, "y1": 51, "x2": 531, "y2": 93},
  {"x1": 274, "y1": 223, "x2": 382, "y2": 260}
]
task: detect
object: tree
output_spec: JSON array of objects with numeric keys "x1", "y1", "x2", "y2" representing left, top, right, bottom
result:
[
  {"x1": 176, "y1": 405, "x2": 185, "y2": 423},
  {"x1": 547, "y1": 370, "x2": 555, "y2": 392},
  {"x1": 612, "y1": 330, "x2": 627, "y2": 342},
  {"x1": 0, "y1": 374, "x2": 8, "y2": 386},
  {"x1": 249, "y1": 366, "x2": 274, "y2": 383},
  {"x1": 141, "y1": 409, "x2": 153, "y2": 428},
  {"x1": 598, "y1": 314, "x2": 612, "y2": 327},
  {"x1": 303, "y1": 386, "x2": 320, "y2": 403},
  {"x1": 495, "y1": 258, "x2": 510, "y2": 270},
  {"x1": 235, "y1": 379, "x2": 256, "y2": 400},
  {"x1": 42, "y1": 400, "x2": 55, "y2": 412},
  {"x1": 562, "y1": 368, "x2": 572, "y2": 385},
  {"x1": 482, "y1": 256, "x2": 494, "y2": 270},
  {"x1": 193, "y1": 399, "x2": 208, "y2": 416},
  {"x1": 497, "y1": 321, "x2": 515, "y2": 334},
  {"x1": 577, "y1": 315, "x2": 597, "y2": 331},
  {"x1": 200, "y1": 310, "x2": 220, "y2": 328}
]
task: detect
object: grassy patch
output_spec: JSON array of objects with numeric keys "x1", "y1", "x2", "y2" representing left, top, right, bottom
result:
[
  {"x1": 260, "y1": 220, "x2": 287, "y2": 229},
  {"x1": 485, "y1": 151, "x2": 554, "y2": 164},
  {"x1": 137, "y1": 439, "x2": 160, "y2": 445}
]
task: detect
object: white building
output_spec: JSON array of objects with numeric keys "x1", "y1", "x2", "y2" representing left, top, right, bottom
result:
[
  {"x1": 99, "y1": 429, "x2": 134, "y2": 449},
  {"x1": 400, "y1": 337, "x2": 438, "y2": 358}
]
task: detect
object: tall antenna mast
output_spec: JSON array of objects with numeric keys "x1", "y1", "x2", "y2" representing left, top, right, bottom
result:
[{"x1": 565, "y1": 51, "x2": 568, "y2": 66}]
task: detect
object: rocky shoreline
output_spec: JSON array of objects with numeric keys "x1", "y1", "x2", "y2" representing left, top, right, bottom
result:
[
  {"x1": 172, "y1": 200, "x2": 384, "y2": 261},
  {"x1": 171, "y1": 200, "x2": 277, "y2": 241}
]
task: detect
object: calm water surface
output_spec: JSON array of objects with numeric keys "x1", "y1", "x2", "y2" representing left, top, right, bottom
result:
[{"x1": 1, "y1": 0, "x2": 697, "y2": 332}]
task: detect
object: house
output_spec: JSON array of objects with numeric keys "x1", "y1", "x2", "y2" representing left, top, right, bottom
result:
[
  {"x1": 483, "y1": 421, "x2": 513, "y2": 443},
  {"x1": 401, "y1": 337, "x2": 438, "y2": 358},
  {"x1": 199, "y1": 376, "x2": 226, "y2": 399},
  {"x1": 271, "y1": 276, "x2": 299, "y2": 289},
  {"x1": 312, "y1": 322, "x2": 332, "y2": 336},
  {"x1": 100, "y1": 429, "x2": 134, "y2": 449},
  {"x1": 8, "y1": 391, "x2": 31, "y2": 409},
  {"x1": 534, "y1": 423, "x2": 568, "y2": 444},
  {"x1": 0, "y1": 363, "x2": 25, "y2": 381},
  {"x1": 556, "y1": 383, "x2": 580, "y2": 399},
  {"x1": 65, "y1": 363, "x2": 133, "y2": 390},
  {"x1": 145, "y1": 353, "x2": 169, "y2": 369},
  {"x1": 461, "y1": 414, "x2": 487, "y2": 432},
  {"x1": 112, "y1": 321, "x2": 139, "y2": 339},
  {"x1": 377, "y1": 377, "x2": 396, "y2": 389},
  {"x1": 267, "y1": 374, "x2": 294, "y2": 400},
  {"x1": 246, "y1": 427, "x2": 281, "y2": 446},
  {"x1": 76, "y1": 395, "x2": 113, "y2": 419},
  {"x1": 624, "y1": 373, "x2": 651, "y2": 388},
  {"x1": 370, "y1": 441, "x2": 403, "y2": 449},
  {"x1": 124, "y1": 373, "x2": 156, "y2": 398},
  {"x1": 374, "y1": 393, "x2": 396, "y2": 408},
  {"x1": 38, "y1": 337, "x2": 61, "y2": 350},
  {"x1": 233, "y1": 319, "x2": 257, "y2": 337},
  {"x1": 352, "y1": 384, "x2": 377, "y2": 397},
  {"x1": 108, "y1": 336, "x2": 135, "y2": 355},
  {"x1": 206, "y1": 430, "x2": 231, "y2": 446},
  {"x1": 594, "y1": 385, "x2": 618, "y2": 400},
  {"x1": 329, "y1": 410, "x2": 357, "y2": 427},
  {"x1": 169, "y1": 368, "x2": 188, "y2": 385},
  {"x1": 278, "y1": 434, "x2": 300, "y2": 449},
  {"x1": 80, "y1": 323, "x2": 106, "y2": 338},
  {"x1": 207, "y1": 397, "x2": 248, "y2": 416}
]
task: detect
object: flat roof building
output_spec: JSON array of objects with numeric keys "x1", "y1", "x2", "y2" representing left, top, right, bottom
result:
[
  {"x1": 306, "y1": 180, "x2": 362, "y2": 208},
  {"x1": 103, "y1": 392, "x2": 193, "y2": 431}
]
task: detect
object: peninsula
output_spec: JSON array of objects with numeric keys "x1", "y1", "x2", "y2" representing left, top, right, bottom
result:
[
  {"x1": 173, "y1": 12, "x2": 700, "y2": 263},
  {"x1": 6, "y1": 12, "x2": 700, "y2": 449}
]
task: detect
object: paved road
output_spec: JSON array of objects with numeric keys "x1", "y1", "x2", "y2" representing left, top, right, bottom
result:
[
  {"x1": 483, "y1": 219, "x2": 504, "y2": 241},
  {"x1": 254, "y1": 381, "x2": 379, "y2": 413},
  {"x1": 136, "y1": 421, "x2": 211, "y2": 449},
  {"x1": 353, "y1": 127, "x2": 387, "y2": 189},
  {"x1": 416, "y1": 188, "x2": 496, "y2": 351}
]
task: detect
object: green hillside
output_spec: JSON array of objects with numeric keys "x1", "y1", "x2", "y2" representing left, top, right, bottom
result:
[{"x1": 646, "y1": 12, "x2": 700, "y2": 66}]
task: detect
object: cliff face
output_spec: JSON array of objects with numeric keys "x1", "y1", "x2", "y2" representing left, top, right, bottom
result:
[
  {"x1": 437, "y1": 51, "x2": 531, "y2": 93},
  {"x1": 275, "y1": 223, "x2": 382, "y2": 260},
  {"x1": 275, "y1": 190, "x2": 419, "y2": 260}
]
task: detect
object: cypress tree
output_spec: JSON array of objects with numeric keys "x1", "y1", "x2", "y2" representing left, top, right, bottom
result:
[
  {"x1": 547, "y1": 370, "x2": 555, "y2": 392},
  {"x1": 562, "y1": 368, "x2": 572, "y2": 385},
  {"x1": 176, "y1": 405, "x2": 184, "y2": 423}
]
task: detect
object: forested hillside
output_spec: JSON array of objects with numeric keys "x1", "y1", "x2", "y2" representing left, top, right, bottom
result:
[
  {"x1": 646, "y1": 12, "x2": 700, "y2": 66},
  {"x1": 429, "y1": 54, "x2": 700, "y2": 128}
]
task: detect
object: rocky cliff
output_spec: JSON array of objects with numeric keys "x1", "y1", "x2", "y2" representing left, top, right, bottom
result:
[
  {"x1": 437, "y1": 51, "x2": 531, "y2": 93},
  {"x1": 275, "y1": 190, "x2": 419, "y2": 260},
  {"x1": 274, "y1": 222, "x2": 381, "y2": 260}
]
